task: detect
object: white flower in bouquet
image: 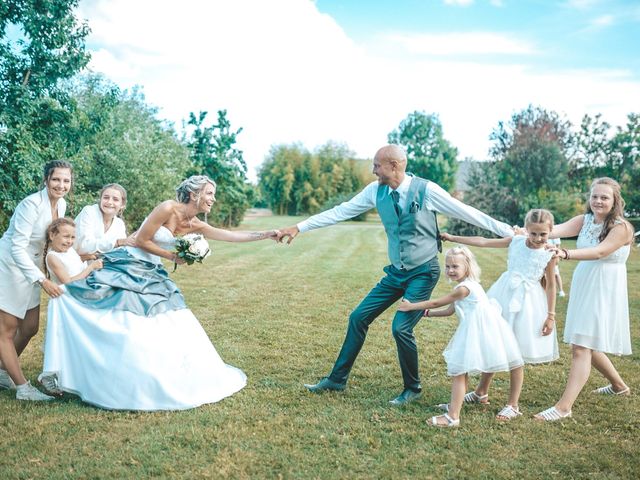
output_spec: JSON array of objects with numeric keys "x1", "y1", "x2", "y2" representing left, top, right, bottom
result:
[{"x1": 174, "y1": 233, "x2": 211, "y2": 267}]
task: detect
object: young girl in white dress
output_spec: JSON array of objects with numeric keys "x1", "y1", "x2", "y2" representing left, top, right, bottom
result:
[
  {"x1": 398, "y1": 246, "x2": 523, "y2": 427},
  {"x1": 38, "y1": 218, "x2": 104, "y2": 394},
  {"x1": 440, "y1": 209, "x2": 559, "y2": 420},
  {"x1": 535, "y1": 178, "x2": 633, "y2": 422}
]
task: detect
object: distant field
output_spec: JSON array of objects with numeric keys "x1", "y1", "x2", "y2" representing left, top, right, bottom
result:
[{"x1": 1, "y1": 215, "x2": 638, "y2": 479}]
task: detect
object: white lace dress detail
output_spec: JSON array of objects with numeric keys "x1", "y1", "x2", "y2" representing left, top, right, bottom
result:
[{"x1": 487, "y1": 235, "x2": 559, "y2": 363}]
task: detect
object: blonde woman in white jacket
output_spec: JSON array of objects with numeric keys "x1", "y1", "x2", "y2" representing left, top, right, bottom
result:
[{"x1": 0, "y1": 160, "x2": 72, "y2": 401}]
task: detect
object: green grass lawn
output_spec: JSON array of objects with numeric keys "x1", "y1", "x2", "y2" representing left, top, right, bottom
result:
[{"x1": 1, "y1": 215, "x2": 639, "y2": 479}]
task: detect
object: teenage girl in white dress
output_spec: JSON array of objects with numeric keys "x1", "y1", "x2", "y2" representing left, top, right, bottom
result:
[
  {"x1": 535, "y1": 178, "x2": 633, "y2": 421},
  {"x1": 74, "y1": 183, "x2": 134, "y2": 260},
  {"x1": 398, "y1": 246, "x2": 523, "y2": 427},
  {"x1": 0, "y1": 161, "x2": 72, "y2": 401}
]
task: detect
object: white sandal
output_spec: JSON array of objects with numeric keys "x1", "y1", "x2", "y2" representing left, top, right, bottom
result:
[
  {"x1": 592, "y1": 384, "x2": 630, "y2": 396},
  {"x1": 496, "y1": 404, "x2": 522, "y2": 421},
  {"x1": 429, "y1": 413, "x2": 460, "y2": 428},
  {"x1": 437, "y1": 391, "x2": 489, "y2": 412},
  {"x1": 534, "y1": 406, "x2": 572, "y2": 422},
  {"x1": 464, "y1": 391, "x2": 489, "y2": 404}
]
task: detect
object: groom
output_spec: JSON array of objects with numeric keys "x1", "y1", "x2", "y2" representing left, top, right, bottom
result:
[{"x1": 278, "y1": 144, "x2": 513, "y2": 405}]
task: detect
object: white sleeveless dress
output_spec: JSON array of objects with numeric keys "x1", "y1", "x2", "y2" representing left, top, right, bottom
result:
[
  {"x1": 42, "y1": 226, "x2": 247, "y2": 410},
  {"x1": 46, "y1": 248, "x2": 87, "y2": 282},
  {"x1": 563, "y1": 214, "x2": 631, "y2": 355},
  {"x1": 487, "y1": 235, "x2": 559, "y2": 364},
  {"x1": 443, "y1": 280, "x2": 523, "y2": 376}
]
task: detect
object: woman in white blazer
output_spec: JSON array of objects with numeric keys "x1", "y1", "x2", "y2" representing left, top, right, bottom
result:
[
  {"x1": 74, "y1": 183, "x2": 133, "y2": 260},
  {"x1": 0, "y1": 160, "x2": 73, "y2": 401}
]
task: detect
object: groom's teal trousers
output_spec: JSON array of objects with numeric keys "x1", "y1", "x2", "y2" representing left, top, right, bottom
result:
[{"x1": 328, "y1": 257, "x2": 440, "y2": 392}]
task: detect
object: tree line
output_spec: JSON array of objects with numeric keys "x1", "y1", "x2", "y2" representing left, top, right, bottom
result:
[
  {"x1": 1, "y1": 0, "x2": 252, "y2": 231},
  {"x1": 2, "y1": 1, "x2": 638, "y2": 235}
]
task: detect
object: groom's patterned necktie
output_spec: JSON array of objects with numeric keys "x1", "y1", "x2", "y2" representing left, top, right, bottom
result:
[{"x1": 391, "y1": 190, "x2": 401, "y2": 216}]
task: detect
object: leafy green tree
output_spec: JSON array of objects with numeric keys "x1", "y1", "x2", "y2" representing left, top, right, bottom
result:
[
  {"x1": 186, "y1": 110, "x2": 252, "y2": 227},
  {"x1": 258, "y1": 142, "x2": 370, "y2": 216},
  {"x1": 611, "y1": 113, "x2": 640, "y2": 215},
  {"x1": 0, "y1": 0, "x2": 90, "y2": 229},
  {"x1": 67, "y1": 76, "x2": 191, "y2": 230},
  {"x1": 388, "y1": 111, "x2": 458, "y2": 190}
]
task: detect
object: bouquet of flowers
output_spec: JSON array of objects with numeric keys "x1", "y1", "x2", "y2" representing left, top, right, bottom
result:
[{"x1": 174, "y1": 233, "x2": 211, "y2": 269}]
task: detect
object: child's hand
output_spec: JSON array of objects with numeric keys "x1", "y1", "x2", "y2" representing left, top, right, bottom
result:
[
  {"x1": 541, "y1": 316, "x2": 555, "y2": 336},
  {"x1": 398, "y1": 298, "x2": 420, "y2": 312},
  {"x1": 440, "y1": 232, "x2": 453, "y2": 242},
  {"x1": 92, "y1": 259, "x2": 104, "y2": 270}
]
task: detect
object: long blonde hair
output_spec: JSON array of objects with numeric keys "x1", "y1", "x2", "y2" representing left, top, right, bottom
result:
[{"x1": 445, "y1": 246, "x2": 481, "y2": 282}]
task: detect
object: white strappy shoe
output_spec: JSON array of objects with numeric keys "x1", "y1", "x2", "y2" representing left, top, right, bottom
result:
[
  {"x1": 592, "y1": 384, "x2": 630, "y2": 396},
  {"x1": 429, "y1": 413, "x2": 460, "y2": 428},
  {"x1": 496, "y1": 404, "x2": 522, "y2": 421},
  {"x1": 534, "y1": 406, "x2": 572, "y2": 422}
]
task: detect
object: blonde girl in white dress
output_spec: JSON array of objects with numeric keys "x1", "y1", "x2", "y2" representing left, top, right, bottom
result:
[
  {"x1": 74, "y1": 183, "x2": 134, "y2": 261},
  {"x1": 441, "y1": 209, "x2": 559, "y2": 420},
  {"x1": 0, "y1": 161, "x2": 72, "y2": 401},
  {"x1": 38, "y1": 218, "x2": 104, "y2": 395},
  {"x1": 398, "y1": 246, "x2": 523, "y2": 427},
  {"x1": 535, "y1": 178, "x2": 633, "y2": 422}
]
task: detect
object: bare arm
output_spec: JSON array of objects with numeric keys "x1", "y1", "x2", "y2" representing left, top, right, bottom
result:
[
  {"x1": 541, "y1": 258, "x2": 557, "y2": 336},
  {"x1": 194, "y1": 219, "x2": 277, "y2": 242},
  {"x1": 550, "y1": 215, "x2": 584, "y2": 239},
  {"x1": 397, "y1": 286, "x2": 469, "y2": 312},
  {"x1": 441, "y1": 232, "x2": 512, "y2": 248},
  {"x1": 557, "y1": 223, "x2": 633, "y2": 260},
  {"x1": 47, "y1": 256, "x2": 103, "y2": 285},
  {"x1": 424, "y1": 304, "x2": 456, "y2": 317}
]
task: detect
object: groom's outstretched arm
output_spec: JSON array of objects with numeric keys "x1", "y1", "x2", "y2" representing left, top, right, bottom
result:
[
  {"x1": 278, "y1": 181, "x2": 378, "y2": 245},
  {"x1": 427, "y1": 182, "x2": 513, "y2": 237}
]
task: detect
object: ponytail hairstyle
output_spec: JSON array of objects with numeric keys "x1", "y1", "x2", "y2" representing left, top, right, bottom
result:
[
  {"x1": 43, "y1": 218, "x2": 76, "y2": 279},
  {"x1": 445, "y1": 245, "x2": 481, "y2": 282},
  {"x1": 43, "y1": 160, "x2": 74, "y2": 210},
  {"x1": 524, "y1": 208, "x2": 554, "y2": 232},
  {"x1": 99, "y1": 183, "x2": 128, "y2": 218},
  {"x1": 586, "y1": 177, "x2": 631, "y2": 243}
]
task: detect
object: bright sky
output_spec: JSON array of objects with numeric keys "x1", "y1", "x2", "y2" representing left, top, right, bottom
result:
[{"x1": 78, "y1": 0, "x2": 640, "y2": 180}]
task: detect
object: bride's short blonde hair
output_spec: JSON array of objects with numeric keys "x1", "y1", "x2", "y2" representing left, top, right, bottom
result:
[{"x1": 175, "y1": 175, "x2": 216, "y2": 204}]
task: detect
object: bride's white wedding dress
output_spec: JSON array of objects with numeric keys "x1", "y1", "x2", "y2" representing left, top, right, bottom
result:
[{"x1": 42, "y1": 226, "x2": 246, "y2": 411}]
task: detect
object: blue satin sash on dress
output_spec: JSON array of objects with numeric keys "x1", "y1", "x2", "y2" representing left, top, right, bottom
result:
[{"x1": 64, "y1": 249, "x2": 187, "y2": 317}]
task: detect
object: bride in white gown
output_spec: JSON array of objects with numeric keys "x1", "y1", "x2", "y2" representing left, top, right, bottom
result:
[{"x1": 42, "y1": 176, "x2": 278, "y2": 410}]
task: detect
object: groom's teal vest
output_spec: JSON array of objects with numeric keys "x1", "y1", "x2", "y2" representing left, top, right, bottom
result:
[{"x1": 377, "y1": 175, "x2": 439, "y2": 271}]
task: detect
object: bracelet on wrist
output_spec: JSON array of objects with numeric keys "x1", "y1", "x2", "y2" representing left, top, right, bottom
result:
[
  {"x1": 561, "y1": 248, "x2": 570, "y2": 260},
  {"x1": 424, "y1": 309, "x2": 430, "y2": 317}
]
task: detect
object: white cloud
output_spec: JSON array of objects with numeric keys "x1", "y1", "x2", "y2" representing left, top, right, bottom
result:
[
  {"x1": 444, "y1": 0, "x2": 474, "y2": 6},
  {"x1": 383, "y1": 32, "x2": 536, "y2": 56},
  {"x1": 564, "y1": 0, "x2": 600, "y2": 9},
  {"x1": 490, "y1": 0, "x2": 505, "y2": 7},
  {"x1": 590, "y1": 14, "x2": 615, "y2": 28},
  {"x1": 76, "y1": 0, "x2": 640, "y2": 180}
]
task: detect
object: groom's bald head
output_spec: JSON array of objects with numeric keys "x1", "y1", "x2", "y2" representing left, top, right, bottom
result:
[{"x1": 374, "y1": 145, "x2": 407, "y2": 169}]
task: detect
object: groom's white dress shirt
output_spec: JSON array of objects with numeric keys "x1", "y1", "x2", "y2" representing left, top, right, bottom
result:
[{"x1": 297, "y1": 175, "x2": 513, "y2": 238}]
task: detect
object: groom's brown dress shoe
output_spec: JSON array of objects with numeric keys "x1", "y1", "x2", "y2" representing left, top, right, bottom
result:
[{"x1": 304, "y1": 377, "x2": 346, "y2": 393}]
